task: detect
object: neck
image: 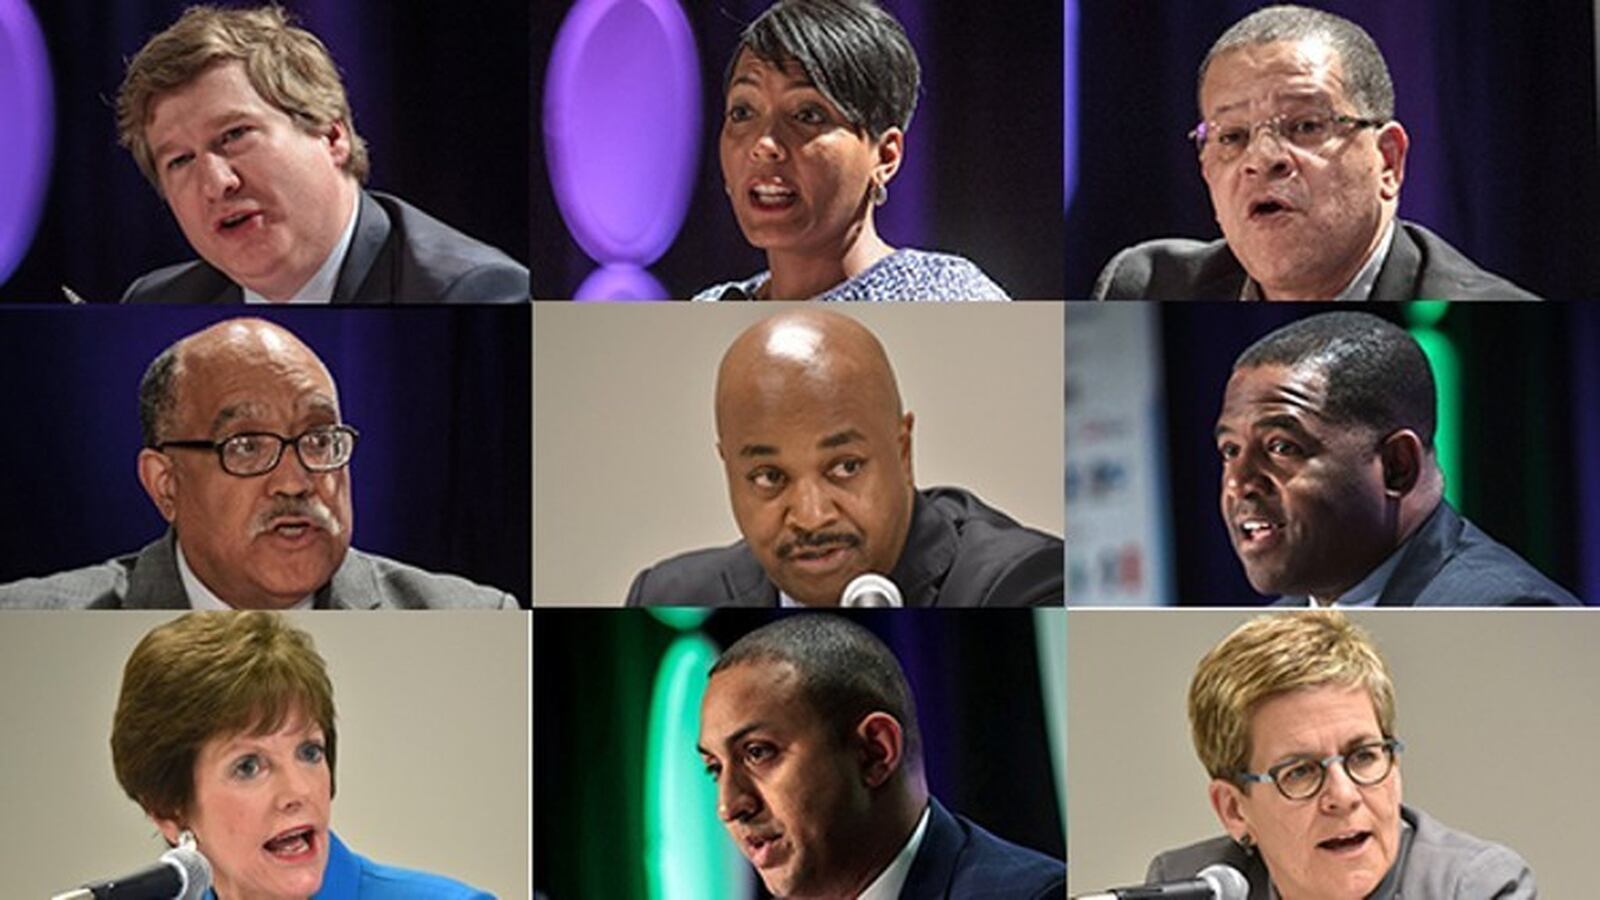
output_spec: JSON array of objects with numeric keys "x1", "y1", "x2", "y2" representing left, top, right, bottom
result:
[{"x1": 763, "y1": 216, "x2": 894, "y2": 300}]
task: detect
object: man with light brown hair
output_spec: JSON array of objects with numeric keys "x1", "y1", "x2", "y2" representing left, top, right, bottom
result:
[{"x1": 116, "y1": 5, "x2": 526, "y2": 304}]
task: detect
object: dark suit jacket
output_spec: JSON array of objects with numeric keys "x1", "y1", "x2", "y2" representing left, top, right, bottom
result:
[
  {"x1": 1093, "y1": 220, "x2": 1539, "y2": 300},
  {"x1": 1270, "y1": 502, "x2": 1581, "y2": 607},
  {"x1": 625, "y1": 487, "x2": 1063, "y2": 607},
  {"x1": 122, "y1": 190, "x2": 528, "y2": 304},
  {"x1": 1146, "y1": 805, "x2": 1535, "y2": 900},
  {"x1": 897, "y1": 798, "x2": 1063, "y2": 899},
  {"x1": 0, "y1": 529, "x2": 516, "y2": 609}
]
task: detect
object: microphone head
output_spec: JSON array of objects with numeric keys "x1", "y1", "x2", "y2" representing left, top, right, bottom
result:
[
  {"x1": 840, "y1": 573, "x2": 902, "y2": 607},
  {"x1": 161, "y1": 843, "x2": 213, "y2": 900},
  {"x1": 1198, "y1": 863, "x2": 1248, "y2": 900}
]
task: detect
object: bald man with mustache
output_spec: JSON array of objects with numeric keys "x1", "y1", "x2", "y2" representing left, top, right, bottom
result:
[
  {"x1": 627, "y1": 309, "x2": 1062, "y2": 607},
  {"x1": 0, "y1": 318, "x2": 513, "y2": 609}
]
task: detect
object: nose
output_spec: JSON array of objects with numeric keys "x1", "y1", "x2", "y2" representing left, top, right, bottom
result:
[
  {"x1": 275, "y1": 762, "x2": 313, "y2": 812},
  {"x1": 716, "y1": 768, "x2": 761, "y2": 823},
  {"x1": 1222, "y1": 446, "x2": 1269, "y2": 504},
  {"x1": 1240, "y1": 124, "x2": 1293, "y2": 179},
  {"x1": 749, "y1": 117, "x2": 788, "y2": 164},
  {"x1": 1318, "y1": 760, "x2": 1363, "y2": 813},
  {"x1": 197, "y1": 152, "x2": 241, "y2": 202},
  {"x1": 785, "y1": 476, "x2": 839, "y2": 533},
  {"x1": 266, "y1": 442, "x2": 316, "y2": 497}
]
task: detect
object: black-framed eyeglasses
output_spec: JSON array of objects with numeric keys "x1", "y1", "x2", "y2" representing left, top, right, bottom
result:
[
  {"x1": 155, "y1": 424, "x2": 360, "y2": 477},
  {"x1": 1188, "y1": 110, "x2": 1386, "y2": 162},
  {"x1": 1235, "y1": 737, "x2": 1404, "y2": 800}
]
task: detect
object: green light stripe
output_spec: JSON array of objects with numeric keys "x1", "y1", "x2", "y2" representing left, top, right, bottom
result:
[
  {"x1": 1034, "y1": 608, "x2": 1068, "y2": 841},
  {"x1": 643, "y1": 633, "x2": 745, "y2": 900},
  {"x1": 1407, "y1": 305, "x2": 1460, "y2": 507}
]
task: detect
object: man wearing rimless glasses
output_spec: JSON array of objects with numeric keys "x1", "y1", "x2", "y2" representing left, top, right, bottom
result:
[
  {"x1": 0, "y1": 318, "x2": 513, "y2": 609},
  {"x1": 1094, "y1": 4, "x2": 1538, "y2": 301}
]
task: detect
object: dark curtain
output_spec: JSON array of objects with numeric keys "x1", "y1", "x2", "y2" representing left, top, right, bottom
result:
[
  {"x1": 0, "y1": 0, "x2": 529, "y2": 303},
  {"x1": 533, "y1": 1, "x2": 1065, "y2": 299},
  {"x1": 1158, "y1": 302, "x2": 1590, "y2": 605},
  {"x1": 533, "y1": 609, "x2": 1064, "y2": 898},
  {"x1": 1066, "y1": 1, "x2": 1600, "y2": 299},
  {"x1": 0, "y1": 305, "x2": 531, "y2": 604}
]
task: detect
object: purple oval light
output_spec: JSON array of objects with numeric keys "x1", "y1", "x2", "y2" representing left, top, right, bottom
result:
[
  {"x1": 0, "y1": 0, "x2": 54, "y2": 286},
  {"x1": 544, "y1": 0, "x2": 701, "y2": 267}
]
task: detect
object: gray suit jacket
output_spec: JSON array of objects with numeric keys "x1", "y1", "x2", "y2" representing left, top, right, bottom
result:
[
  {"x1": 121, "y1": 190, "x2": 528, "y2": 304},
  {"x1": 1269, "y1": 502, "x2": 1581, "y2": 607},
  {"x1": 1146, "y1": 805, "x2": 1535, "y2": 899},
  {"x1": 0, "y1": 530, "x2": 516, "y2": 609},
  {"x1": 625, "y1": 487, "x2": 1063, "y2": 607},
  {"x1": 1093, "y1": 220, "x2": 1539, "y2": 300}
]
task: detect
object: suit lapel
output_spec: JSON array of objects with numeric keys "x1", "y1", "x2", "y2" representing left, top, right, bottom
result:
[
  {"x1": 1377, "y1": 503, "x2": 1461, "y2": 606},
  {"x1": 724, "y1": 546, "x2": 780, "y2": 606},
  {"x1": 889, "y1": 492, "x2": 957, "y2": 606},
  {"x1": 319, "y1": 549, "x2": 385, "y2": 609},
  {"x1": 1369, "y1": 222, "x2": 1423, "y2": 301},
  {"x1": 331, "y1": 191, "x2": 392, "y2": 303},
  {"x1": 900, "y1": 799, "x2": 962, "y2": 899},
  {"x1": 123, "y1": 531, "x2": 194, "y2": 609}
]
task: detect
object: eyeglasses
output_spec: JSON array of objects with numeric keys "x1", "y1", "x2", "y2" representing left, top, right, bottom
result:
[
  {"x1": 156, "y1": 425, "x2": 360, "y2": 477},
  {"x1": 1235, "y1": 737, "x2": 1404, "y2": 800},
  {"x1": 1189, "y1": 110, "x2": 1385, "y2": 162}
]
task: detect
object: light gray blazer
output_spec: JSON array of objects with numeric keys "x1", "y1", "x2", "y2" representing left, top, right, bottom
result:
[{"x1": 0, "y1": 530, "x2": 516, "y2": 610}]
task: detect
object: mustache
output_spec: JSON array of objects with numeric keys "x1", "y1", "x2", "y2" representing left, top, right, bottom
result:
[
  {"x1": 250, "y1": 497, "x2": 343, "y2": 538},
  {"x1": 775, "y1": 530, "x2": 860, "y2": 560}
]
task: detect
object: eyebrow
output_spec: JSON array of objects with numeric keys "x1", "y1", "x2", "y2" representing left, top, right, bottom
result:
[
  {"x1": 697, "y1": 722, "x2": 765, "y2": 757},
  {"x1": 152, "y1": 109, "x2": 257, "y2": 160},
  {"x1": 1213, "y1": 413, "x2": 1311, "y2": 442},
  {"x1": 736, "y1": 428, "x2": 864, "y2": 459}
]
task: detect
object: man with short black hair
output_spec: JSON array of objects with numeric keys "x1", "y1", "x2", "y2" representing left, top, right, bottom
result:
[
  {"x1": 1095, "y1": 4, "x2": 1537, "y2": 300},
  {"x1": 1214, "y1": 311, "x2": 1577, "y2": 605},
  {"x1": 698, "y1": 615, "x2": 1064, "y2": 899}
]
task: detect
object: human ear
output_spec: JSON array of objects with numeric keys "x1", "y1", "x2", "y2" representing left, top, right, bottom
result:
[
  {"x1": 324, "y1": 119, "x2": 352, "y2": 169},
  {"x1": 1208, "y1": 778, "x2": 1252, "y2": 844},
  {"x1": 898, "y1": 411, "x2": 915, "y2": 486},
  {"x1": 855, "y1": 712, "x2": 904, "y2": 788},
  {"x1": 1376, "y1": 121, "x2": 1408, "y2": 201},
  {"x1": 137, "y1": 448, "x2": 179, "y2": 523},
  {"x1": 873, "y1": 127, "x2": 905, "y2": 188},
  {"x1": 1378, "y1": 429, "x2": 1424, "y2": 497}
]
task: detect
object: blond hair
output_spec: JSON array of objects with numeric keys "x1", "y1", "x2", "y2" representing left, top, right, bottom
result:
[
  {"x1": 112, "y1": 612, "x2": 338, "y2": 822},
  {"x1": 1188, "y1": 611, "x2": 1396, "y2": 780},
  {"x1": 116, "y1": 4, "x2": 369, "y2": 192}
]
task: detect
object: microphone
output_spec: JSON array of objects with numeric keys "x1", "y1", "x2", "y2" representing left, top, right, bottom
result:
[
  {"x1": 1072, "y1": 864, "x2": 1249, "y2": 900},
  {"x1": 54, "y1": 841, "x2": 212, "y2": 900},
  {"x1": 840, "y1": 573, "x2": 902, "y2": 607}
]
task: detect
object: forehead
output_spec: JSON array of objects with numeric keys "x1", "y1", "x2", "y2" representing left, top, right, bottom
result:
[
  {"x1": 1248, "y1": 684, "x2": 1381, "y2": 760},
  {"x1": 1200, "y1": 39, "x2": 1351, "y2": 117},
  {"x1": 198, "y1": 704, "x2": 324, "y2": 760},
  {"x1": 700, "y1": 660, "x2": 810, "y2": 740},
  {"x1": 176, "y1": 330, "x2": 338, "y2": 431},
  {"x1": 729, "y1": 48, "x2": 814, "y2": 90},
  {"x1": 720, "y1": 366, "x2": 891, "y2": 449},
  {"x1": 1217, "y1": 362, "x2": 1331, "y2": 430},
  {"x1": 148, "y1": 61, "x2": 273, "y2": 141}
]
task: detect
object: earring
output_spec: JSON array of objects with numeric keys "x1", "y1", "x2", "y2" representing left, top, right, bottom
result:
[
  {"x1": 1234, "y1": 833, "x2": 1256, "y2": 856},
  {"x1": 871, "y1": 181, "x2": 888, "y2": 206},
  {"x1": 178, "y1": 829, "x2": 198, "y2": 849}
]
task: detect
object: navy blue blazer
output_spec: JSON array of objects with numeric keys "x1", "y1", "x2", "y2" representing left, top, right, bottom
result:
[
  {"x1": 900, "y1": 798, "x2": 1064, "y2": 899},
  {"x1": 122, "y1": 190, "x2": 527, "y2": 303},
  {"x1": 1093, "y1": 220, "x2": 1539, "y2": 300},
  {"x1": 625, "y1": 487, "x2": 1063, "y2": 607},
  {"x1": 1270, "y1": 502, "x2": 1581, "y2": 607}
]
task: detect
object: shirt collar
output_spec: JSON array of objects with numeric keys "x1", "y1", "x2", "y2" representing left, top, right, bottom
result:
[
  {"x1": 243, "y1": 189, "x2": 361, "y2": 305},
  {"x1": 1240, "y1": 219, "x2": 1396, "y2": 301},
  {"x1": 858, "y1": 804, "x2": 932, "y2": 900},
  {"x1": 176, "y1": 537, "x2": 314, "y2": 610}
]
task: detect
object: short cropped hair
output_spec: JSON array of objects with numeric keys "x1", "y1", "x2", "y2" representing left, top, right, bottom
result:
[
  {"x1": 1234, "y1": 311, "x2": 1436, "y2": 448},
  {"x1": 727, "y1": 0, "x2": 920, "y2": 138},
  {"x1": 710, "y1": 614, "x2": 922, "y2": 769},
  {"x1": 112, "y1": 612, "x2": 338, "y2": 823},
  {"x1": 138, "y1": 343, "x2": 182, "y2": 448},
  {"x1": 117, "y1": 4, "x2": 370, "y2": 193},
  {"x1": 1198, "y1": 4, "x2": 1395, "y2": 121},
  {"x1": 1189, "y1": 611, "x2": 1396, "y2": 782}
]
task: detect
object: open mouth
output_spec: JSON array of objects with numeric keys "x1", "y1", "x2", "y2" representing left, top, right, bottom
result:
[
  {"x1": 263, "y1": 826, "x2": 317, "y2": 861},
  {"x1": 1248, "y1": 199, "x2": 1293, "y2": 219},
  {"x1": 1235, "y1": 517, "x2": 1285, "y2": 553},
  {"x1": 216, "y1": 210, "x2": 263, "y2": 232},
  {"x1": 1317, "y1": 830, "x2": 1372, "y2": 854},
  {"x1": 748, "y1": 181, "x2": 798, "y2": 210},
  {"x1": 743, "y1": 832, "x2": 786, "y2": 868},
  {"x1": 265, "y1": 517, "x2": 321, "y2": 540}
]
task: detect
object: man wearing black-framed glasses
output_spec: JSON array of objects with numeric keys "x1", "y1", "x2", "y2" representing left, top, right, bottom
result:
[
  {"x1": 1093, "y1": 4, "x2": 1537, "y2": 300},
  {"x1": 0, "y1": 318, "x2": 513, "y2": 610}
]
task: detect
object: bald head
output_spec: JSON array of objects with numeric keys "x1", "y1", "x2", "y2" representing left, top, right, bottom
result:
[
  {"x1": 141, "y1": 318, "x2": 338, "y2": 447},
  {"x1": 714, "y1": 310, "x2": 916, "y2": 607}
]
